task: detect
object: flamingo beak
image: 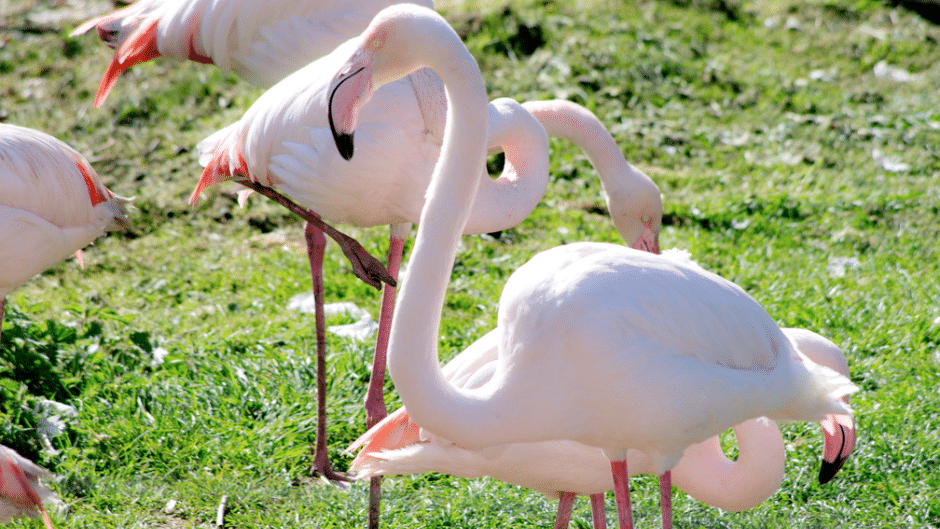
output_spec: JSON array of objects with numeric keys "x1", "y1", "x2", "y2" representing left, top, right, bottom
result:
[
  {"x1": 328, "y1": 62, "x2": 372, "y2": 161},
  {"x1": 818, "y1": 409, "x2": 856, "y2": 484}
]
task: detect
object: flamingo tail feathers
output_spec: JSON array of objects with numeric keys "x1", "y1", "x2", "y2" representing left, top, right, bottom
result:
[
  {"x1": 94, "y1": 19, "x2": 161, "y2": 107},
  {"x1": 347, "y1": 407, "x2": 420, "y2": 473},
  {"x1": 189, "y1": 138, "x2": 249, "y2": 206}
]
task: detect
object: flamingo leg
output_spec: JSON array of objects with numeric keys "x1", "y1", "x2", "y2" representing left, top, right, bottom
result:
[
  {"x1": 0, "y1": 297, "x2": 5, "y2": 342},
  {"x1": 610, "y1": 460, "x2": 634, "y2": 529},
  {"x1": 366, "y1": 225, "x2": 409, "y2": 529},
  {"x1": 659, "y1": 471, "x2": 672, "y2": 529},
  {"x1": 305, "y1": 220, "x2": 346, "y2": 482},
  {"x1": 590, "y1": 493, "x2": 607, "y2": 529},
  {"x1": 233, "y1": 178, "x2": 395, "y2": 290},
  {"x1": 554, "y1": 491, "x2": 576, "y2": 529},
  {"x1": 365, "y1": 227, "x2": 409, "y2": 427}
]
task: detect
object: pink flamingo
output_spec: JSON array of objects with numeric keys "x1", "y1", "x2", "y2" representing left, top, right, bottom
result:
[
  {"x1": 69, "y1": 0, "x2": 413, "y2": 293},
  {"x1": 0, "y1": 445, "x2": 57, "y2": 529},
  {"x1": 348, "y1": 327, "x2": 855, "y2": 529},
  {"x1": 0, "y1": 124, "x2": 130, "y2": 340},
  {"x1": 190, "y1": 80, "x2": 551, "y2": 483},
  {"x1": 187, "y1": 29, "x2": 658, "y2": 486},
  {"x1": 326, "y1": 5, "x2": 857, "y2": 529},
  {"x1": 69, "y1": 0, "x2": 434, "y2": 107}
]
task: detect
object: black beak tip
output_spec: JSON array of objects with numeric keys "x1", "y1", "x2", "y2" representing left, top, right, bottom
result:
[
  {"x1": 818, "y1": 457, "x2": 847, "y2": 485},
  {"x1": 335, "y1": 132, "x2": 355, "y2": 161}
]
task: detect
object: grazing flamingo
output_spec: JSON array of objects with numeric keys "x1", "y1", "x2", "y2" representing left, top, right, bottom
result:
[
  {"x1": 348, "y1": 327, "x2": 855, "y2": 528},
  {"x1": 0, "y1": 124, "x2": 130, "y2": 341},
  {"x1": 326, "y1": 5, "x2": 856, "y2": 529},
  {"x1": 69, "y1": 0, "x2": 435, "y2": 106},
  {"x1": 0, "y1": 445, "x2": 57, "y2": 529}
]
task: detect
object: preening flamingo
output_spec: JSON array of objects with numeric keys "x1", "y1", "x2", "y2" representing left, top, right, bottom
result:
[
  {"x1": 69, "y1": 0, "x2": 434, "y2": 107},
  {"x1": 326, "y1": 5, "x2": 857, "y2": 529},
  {"x1": 348, "y1": 327, "x2": 855, "y2": 529},
  {"x1": 0, "y1": 124, "x2": 130, "y2": 341},
  {"x1": 0, "y1": 445, "x2": 57, "y2": 529}
]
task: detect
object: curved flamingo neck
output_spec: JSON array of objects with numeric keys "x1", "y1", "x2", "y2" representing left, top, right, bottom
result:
[
  {"x1": 381, "y1": 7, "x2": 493, "y2": 444},
  {"x1": 522, "y1": 100, "x2": 662, "y2": 246},
  {"x1": 463, "y1": 98, "x2": 550, "y2": 235},
  {"x1": 674, "y1": 418, "x2": 785, "y2": 511}
]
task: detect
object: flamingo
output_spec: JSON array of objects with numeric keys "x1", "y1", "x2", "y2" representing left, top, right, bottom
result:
[
  {"x1": 186, "y1": 24, "x2": 659, "y2": 487},
  {"x1": 70, "y1": 0, "x2": 416, "y2": 292},
  {"x1": 69, "y1": 0, "x2": 435, "y2": 107},
  {"x1": 325, "y1": 5, "x2": 857, "y2": 529},
  {"x1": 189, "y1": 71, "x2": 550, "y2": 482},
  {"x1": 347, "y1": 327, "x2": 855, "y2": 529},
  {"x1": 0, "y1": 445, "x2": 57, "y2": 529},
  {"x1": 0, "y1": 124, "x2": 131, "y2": 341}
]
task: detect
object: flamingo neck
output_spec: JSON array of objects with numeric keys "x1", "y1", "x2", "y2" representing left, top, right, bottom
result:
[
  {"x1": 676, "y1": 418, "x2": 785, "y2": 511},
  {"x1": 462, "y1": 98, "x2": 550, "y2": 235},
  {"x1": 522, "y1": 100, "x2": 661, "y2": 246},
  {"x1": 384, "y1": 11, "x2": 492, "y2": 445}
]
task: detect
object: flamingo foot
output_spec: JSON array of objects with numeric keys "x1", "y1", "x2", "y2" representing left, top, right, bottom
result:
[
  {"x1": 310, "y1": 444, "x2": 350, "y2": 483},
  {"x1": 233, "y1": 178, "x2": 395, "y2": 290}
]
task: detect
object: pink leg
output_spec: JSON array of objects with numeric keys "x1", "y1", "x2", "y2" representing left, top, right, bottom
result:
[
  {"x1": 305, "y1": 220, "x2": 346, "y2": 482},
  {"x1": 366, "y1": 225, "x2": 409, "y2": 529},
  {"x1": 590, "y1": 493, "x2": 607, "y2": 529},
  {"x1": 365, "y1": 231, "x2": 407, "y2": 428},
  {"x1": 0, "y1": 297, "x2": 5, "y2": 342},
  {"x1": 554, "y1": 491, "x2": 576, "y2": 529},
  {"x1": 659, "y1": 471, "x2": 672, "y2": 529},
  {"x1": 610, "y1": 460, "x2": 634, "y2": 529}
]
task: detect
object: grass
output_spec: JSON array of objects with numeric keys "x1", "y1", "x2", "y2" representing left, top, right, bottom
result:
[{"x1": 1, "y1": 0, "x2": 939, "y2": 527}]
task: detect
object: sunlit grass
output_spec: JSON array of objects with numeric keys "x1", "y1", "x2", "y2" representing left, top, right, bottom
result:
[{"x1": 1, "y1": 0, "x2": 939, "y2": 526}]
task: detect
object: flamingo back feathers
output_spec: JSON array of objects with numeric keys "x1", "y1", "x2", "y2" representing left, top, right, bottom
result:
[{"x1": 0, "y1": 125, "x2": 131, "y2": 295}]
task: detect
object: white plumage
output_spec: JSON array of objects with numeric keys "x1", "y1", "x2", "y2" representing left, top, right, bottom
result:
[
  {"x1": 70, "y1": 0, "x2": 435, "y2": 105},
  {"x1": 0, "y1": 124, "x2": 130, "y2": 335},
  {"x1": 325, "y1": 6, "x2": 857, "y2": 528}
]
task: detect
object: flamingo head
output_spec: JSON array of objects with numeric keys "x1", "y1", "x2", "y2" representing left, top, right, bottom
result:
[
  {"x1": 328, "y1": 4, "x2": 453, "y2": 161},
  {"x1": 607, "y1": 173, "x2": 662, "y2": 255},
  {"x1": 818, "y1": 400, "x2": 856, "y2": 484},
  {"x1": 327, "y1": 55, "x2": 373, "y2": 161}
]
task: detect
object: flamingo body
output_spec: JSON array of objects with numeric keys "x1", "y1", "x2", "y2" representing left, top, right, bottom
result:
[
  {"x1": 192, "y1": 38, "x2": 443, "y2": 228},
  {"x1": 0, "y1": 445, "x2": 56, "y2": 529},
  {"x1": 0, "y1": 124, "x2": 129, "y2": 299},
  {"x1": 350, "y1": 326, "x2": 855, "y2": 512},
  {"x1": 416, "y1": 243, "x2": 854, "y2": 470},
  {"x1": 70, "y1": 0, "x2": 434, "y2": 106}
]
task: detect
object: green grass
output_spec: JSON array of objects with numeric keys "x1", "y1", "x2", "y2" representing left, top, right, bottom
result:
[{"x1": 1, "y1": 0, "x2": 939, "y2": 526}]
